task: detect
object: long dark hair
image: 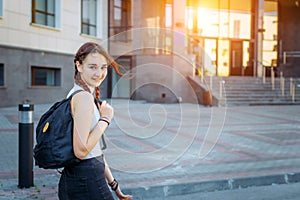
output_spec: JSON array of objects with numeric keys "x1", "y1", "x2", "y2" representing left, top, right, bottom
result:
[{"x1": 73, "y1": 42, "x2": 123, "y2": 101}]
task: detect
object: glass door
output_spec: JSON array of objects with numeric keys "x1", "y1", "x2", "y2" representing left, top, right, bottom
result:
[
  {"x1": 204, "y1": 39, "x2": 217, "y2": 76},
  {"x1": 111, "y1": 56, "x2": 131, "y2": 98},
  {"x1": 218, "y1": 40, "x2": 230, "y2": 76},
  {"x1": 230, "y1": 40, "x2": 243, "y2": 76}
]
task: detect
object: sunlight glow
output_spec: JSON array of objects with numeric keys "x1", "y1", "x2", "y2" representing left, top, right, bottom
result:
[
  {"x1": 165, "y1": 4, "x2": 172, "y2": 27},
  {"x1": 184, "y1": 1, "x2": 278, "y2": 76},
  {"x1": 185, "y1": 7, "x2": 194, "y2": 30}
]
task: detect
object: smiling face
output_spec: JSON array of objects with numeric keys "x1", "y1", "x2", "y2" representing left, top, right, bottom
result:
[{"x1": 76, "y1": 53, "x2": 108, "y2": 89}]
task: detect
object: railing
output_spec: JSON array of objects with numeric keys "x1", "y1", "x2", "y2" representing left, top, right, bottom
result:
[
  {"x1": 289, "y1": 78, "x2": 300, "y2": 103},
  {"x1": 283, "y1": 51, "x2": 300, "y2": 64},
  {"x1": 280, "y1": 51, "x2": 300, "y2": 102},
  {"x1": 259, "y1": 59, "x2": 274, "y2": 84},
  {"x1": 257, "y1": 57, "x2": 299, "y2": 102}
]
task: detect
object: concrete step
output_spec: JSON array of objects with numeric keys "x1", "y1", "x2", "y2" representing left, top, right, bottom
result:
[
  {"x1": 218, "y1": 93, "x2": 299, "y2": 97},
  {"x1": 220, "y1": 100, "x2": 300, "y2": 106},
  {"x1": 188, "y1": 75, "x2": 300, "y2": 106}
]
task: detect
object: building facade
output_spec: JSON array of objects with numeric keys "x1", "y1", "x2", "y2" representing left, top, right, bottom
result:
[
  {"x1": 108, "y1": 0, "x2": 300, "y2": 104},
  {"x1": 0, "y1": 0, "x2": 299, "y2": 106},
  {"x1": 0, "y1": 0, "x2": 109, "y2": 106}
]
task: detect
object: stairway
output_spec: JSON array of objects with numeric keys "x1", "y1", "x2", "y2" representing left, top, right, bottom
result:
[{"x1": 188, "y1": 76, "x2": 300, "y2": 106}]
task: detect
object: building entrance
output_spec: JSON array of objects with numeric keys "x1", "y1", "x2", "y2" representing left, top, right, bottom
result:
[
  {"x1": 230, "y1": 40, "x2": 243, "y2": 76},
  {"x1": 107, "y1": 56, "x2": 132, "y2": 99},
  {"x1": 199, "y1": 38, "x2": 250, "y2": 76}
]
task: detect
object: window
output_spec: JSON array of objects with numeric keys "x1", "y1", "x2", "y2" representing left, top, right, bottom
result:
[
  {"x1": 233, "y1": 20, "x2": 240, "y2": 38},
  {"x1": 109, "y1": 0, "x2": 132, "y2": 41},
  {"x1": 165, "y1": 2, "x2": 172, "y2": 28},
  {"x1": 0, "y1": 63, "x2": 4, "y2": 87},
  {"x1": 81, "y1": 0, "x2": 97, "y2": 36},
  {"x1": 114, "y1": 0, "x2": 122, "y2": 20},
  {"x1": 31, "y1": 0, "x2": 61, "y2": 28},
  {"x1": 0, "y1": 0, "x2": 3, "y2": 18},
  {"x1": 31, "y1": 66, "x2": 61, "y2": 86}
]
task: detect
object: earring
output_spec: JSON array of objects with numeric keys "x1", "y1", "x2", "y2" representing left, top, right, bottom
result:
[{"x1": 75, "y1": 61, "x2": 80, "y2": 67}]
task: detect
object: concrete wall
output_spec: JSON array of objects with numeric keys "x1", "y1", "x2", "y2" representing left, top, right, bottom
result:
[
  {"x1": 132, "y1": 54, "x2": 198, "y2": 104},
  {"x1": 0, "y1": 45, "x2": 109, "y2": 107},
  {"x1": 0, "y1": 46, "x2": 73, "y2": 106},
  {"x1": 109, "y1": 0, "x2": 198, "y2": 104}
]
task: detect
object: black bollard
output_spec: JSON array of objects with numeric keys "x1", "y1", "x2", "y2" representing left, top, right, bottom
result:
[{"x1": 18, "y1": 104, "x2": 34, "y2": 188}]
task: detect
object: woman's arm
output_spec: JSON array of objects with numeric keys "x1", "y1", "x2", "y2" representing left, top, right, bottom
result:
[
  {"x1": 71, "y1": 92, "x2": 109, "y2": 159},
  {"x1": 104, "y1": 158, "x2": 133, "y2": 200}
]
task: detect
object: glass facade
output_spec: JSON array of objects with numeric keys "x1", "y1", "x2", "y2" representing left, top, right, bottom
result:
[
  {"x1": 263, "y1": 0, "x2": 278, "y2": 67},
  {"x1": 186, "y1": 0, "x2": 278, "y2": 76},
  {"x1": 109, "y1": 0, "x2": 132, "y2": 42},
  {"x1": 107, "y1": 0, "x2": 280, "y2": 99}
]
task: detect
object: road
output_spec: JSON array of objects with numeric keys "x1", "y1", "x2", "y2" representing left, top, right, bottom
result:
[{"x1": 148, "y1": 182, "x2": 300, "y2": 200}]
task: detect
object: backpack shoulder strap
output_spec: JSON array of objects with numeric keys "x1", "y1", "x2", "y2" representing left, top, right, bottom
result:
[
  {"x1": 68, "y1": 90, "x2": 84, "y2": 99},
  {"x1": 94, "y1": 98, "x2": 107, "y2": 150},
  {"x1": 68, "y1": 89, "x2": 107, "y2": 150}
]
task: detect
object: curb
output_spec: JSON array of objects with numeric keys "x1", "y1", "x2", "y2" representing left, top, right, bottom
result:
[
  {"x1": 0, "y1": 172, "x2": 300, "y2": 199},
  {"x1": 122, "y1": 172, "x2": 300, "y2": 199}
]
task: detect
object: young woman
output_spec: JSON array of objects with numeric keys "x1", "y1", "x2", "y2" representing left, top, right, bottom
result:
[{"x1": 58, "y1": 42, "x2": 132, "y2": 200}]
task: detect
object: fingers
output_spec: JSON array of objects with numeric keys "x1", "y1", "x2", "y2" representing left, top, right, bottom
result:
[
  {"x1": 116, "y1": 188, "x2": 133, "y2": 200},
  {"x1": 99, "y1": 101, "x2": 114, "y2": 120},
  {"x1": 100, "y1": 100, "x2": 111, "y2": 108},
  {"x1": 101, "y1": 100, "x2": 107, "y2": 106}
]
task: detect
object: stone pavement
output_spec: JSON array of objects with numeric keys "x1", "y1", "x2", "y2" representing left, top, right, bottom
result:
[{"x1": 0, "y1": 100, "x2": 300, "y2": 199}]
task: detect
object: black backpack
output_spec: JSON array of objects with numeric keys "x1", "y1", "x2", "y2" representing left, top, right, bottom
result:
[{"x1": 33, "y1": 90, "x2": 83, "y2": 169}]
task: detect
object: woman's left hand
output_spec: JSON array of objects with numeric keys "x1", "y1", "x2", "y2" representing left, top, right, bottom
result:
[{"x1": 115, "y1": 187, "x2": 132, "y2": 200}]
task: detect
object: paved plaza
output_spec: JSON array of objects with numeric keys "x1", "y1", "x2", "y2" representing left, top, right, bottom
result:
[{"x1": 0, "y1": 100, "x2": 300, "y2": 199}]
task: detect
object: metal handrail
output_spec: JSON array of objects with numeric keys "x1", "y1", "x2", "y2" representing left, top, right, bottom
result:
[{"x1": 283, "y1": 51, "x2": 300, "y2": 64}]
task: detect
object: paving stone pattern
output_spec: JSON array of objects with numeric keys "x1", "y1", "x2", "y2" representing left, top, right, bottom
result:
[{"x1": 0, "y1": 100, "x2": 300, "y2": 199}]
